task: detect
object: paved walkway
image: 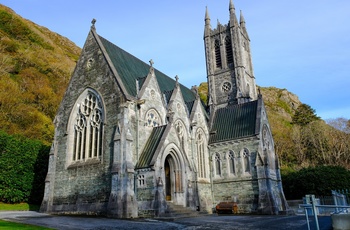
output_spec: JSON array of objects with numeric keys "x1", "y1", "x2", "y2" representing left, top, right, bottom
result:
[{"x1": 0, "y1": 211, "x2": 332, "y2": 230}]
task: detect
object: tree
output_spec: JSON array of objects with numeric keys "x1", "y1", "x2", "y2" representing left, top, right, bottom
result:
[
  {"x1": 292, "y1": 103, "x2": 320, "y2": 126},
  {"x1": 327, "y1": 117, "x2": 350, "y2": 134}
]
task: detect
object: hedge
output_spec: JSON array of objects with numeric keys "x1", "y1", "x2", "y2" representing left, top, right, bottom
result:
[
  {"x1": 282, "y1": 165, "x2": 350, "y2": 200},
  {"x1": 0, "y1": 130, "x2": 50, "y2": 204}
]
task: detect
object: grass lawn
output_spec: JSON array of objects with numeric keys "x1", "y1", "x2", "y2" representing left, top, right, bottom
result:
[
  {"x1": 0, "y1": 220, "x2": 51, "y2": 229},
  {"x1": 0, "y1": 203, "x2": 39, "y2": 211}
]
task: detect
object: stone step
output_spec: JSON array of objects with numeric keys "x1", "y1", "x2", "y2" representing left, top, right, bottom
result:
[{"x1": 157, "y1": 202, "x2": 206, "y2": 220}]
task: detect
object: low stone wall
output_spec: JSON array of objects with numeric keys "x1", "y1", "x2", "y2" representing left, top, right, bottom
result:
[{"x1": 332, "y1": 213, "x2": 350, "y2": 230}]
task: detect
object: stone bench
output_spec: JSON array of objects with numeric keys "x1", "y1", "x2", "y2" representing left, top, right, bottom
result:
[{"x1": 215, "y1": 202, "x2": 238, "y2": 214}]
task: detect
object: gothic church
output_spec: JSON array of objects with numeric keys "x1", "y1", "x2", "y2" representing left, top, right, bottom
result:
[{"x1": 41, "y1": 0, "x2": 289, "y2": 218}]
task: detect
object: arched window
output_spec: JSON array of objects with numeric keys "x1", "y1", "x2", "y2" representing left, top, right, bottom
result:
[
  {"x1": 228, "y1": 151, "x2": 235, "y2": 175},
  {"x1": 243, "y1": 148, "x2": 250, "y2": 173},
  {"x1": 145, "y1": 109, "x2": 161, "y2": 127},
  {"x1": 196, "y1": 130, "x2": 206, "y2": 178},
  {"x1": 215, "y1": 153, "x2": 222, "y2": 177},
  {"x1": 225, "y1": 36, "x2": 233, "y2": 65},
  {"x1": 215, "y1": 39, "x2": 222, "y2": 69},
  {"x1": 71, "y1": 89, "x2": 104, "y2": 162}
]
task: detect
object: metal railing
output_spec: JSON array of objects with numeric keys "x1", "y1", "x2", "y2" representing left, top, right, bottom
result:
[{"x1": 300, "y1": 193, "x2": 350, "y2": 230}]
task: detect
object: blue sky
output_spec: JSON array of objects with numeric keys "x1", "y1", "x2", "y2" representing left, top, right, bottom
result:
[{"x1": 1, "y1": 0, "x2": 349, "y2": 120}]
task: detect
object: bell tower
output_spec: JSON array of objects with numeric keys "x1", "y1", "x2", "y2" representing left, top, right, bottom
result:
[{"x1": 204, "y1": 0, "x2": 258, "y2": 114}]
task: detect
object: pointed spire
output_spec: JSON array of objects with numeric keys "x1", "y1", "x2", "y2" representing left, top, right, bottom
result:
[
  {"x1": 229, "y1": 0, "x2": 238, "y2": 26},
  {"x1": 204, "y1": 6, "x2": 211, "y2": 38},
  {"x1": 229, "y1": 0, "x2": 235, "y2": 14},
  {"x1": 240, "y1": 10, "x2": 246, "y2": 26},
  {"x1": 205, "y1": 6, "x2": 211, "y2": 25},
  {"x1": 240, "y1": 10, "x2": 249, "y2": 39}
]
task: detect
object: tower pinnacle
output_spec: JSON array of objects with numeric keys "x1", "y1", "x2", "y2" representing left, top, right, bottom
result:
[
  {"x1": 205, "y1": 6, "x2": 211, "y2": 26},
  {"x1": 204, "y1": 6, "x2": 211, "y2": 38},
  {"x1": 229, "y1": 0, "x2": 238, "y2": 26},
  {"x1": 229, "y1": 0, "x2": 235, "y2": 14},
  {"x1": 240, "y1": 10, "x2": 246, "y2": 25}
]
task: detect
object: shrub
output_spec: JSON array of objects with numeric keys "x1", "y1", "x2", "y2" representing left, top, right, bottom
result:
[
  {"x1": 282, "y1": 165, "x2": 350, "y2": 199},
  {"x1": 0, "y1": 130, "x2": 49, "y2": 204}
]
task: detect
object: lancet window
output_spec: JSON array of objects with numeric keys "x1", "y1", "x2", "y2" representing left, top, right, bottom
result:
[
  {"x1": 243, "y1": 148, "x2": 251, "y2": 173},
  {"x1": 214, "y1": 153, "x2": 222, "y2": 177},
  {"x1": 228, "y1": 151, "x2": 235, "y2": 175},
  {"x1": 196, "y1": 131, "x2": 206, "y2": 178}
]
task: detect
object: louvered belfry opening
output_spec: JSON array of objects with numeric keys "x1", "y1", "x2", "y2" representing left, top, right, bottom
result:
[
  {"x1": 215, "y1": 40, "x2": 222, "y2": 68},
  {"x1": 225, "y1": 36, "x2": 233, "y2": 65}
]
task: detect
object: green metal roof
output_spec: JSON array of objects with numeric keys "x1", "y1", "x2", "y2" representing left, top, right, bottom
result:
[
  {"x1": 135, "y1": 125, "x2": 167, "y2": 169},
  {"x1": 99, "y1": 35, "x2": 196, "y2": 104},
  {"x1": 209, "y1": 100, "x2": 259, "y2": 144}
]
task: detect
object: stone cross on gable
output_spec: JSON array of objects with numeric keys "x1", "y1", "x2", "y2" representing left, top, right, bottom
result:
[
  {"x1": 175, "y1": 75, "x2": 179, "y2": 87},
  {"x1": 91, "y1": 18, "x2": 96, "y2": 30}
]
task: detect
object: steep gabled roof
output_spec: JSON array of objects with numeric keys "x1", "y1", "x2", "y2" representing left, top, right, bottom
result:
[
  {"x1": 209, "y1": 100, "x2": 259, "y2": 144},
  {"x1": 98, "y1": 35, "x2": 196, "y2": 104},
  {"x1": 135, "y1": 125, "x2": 167, "y2": 169}
]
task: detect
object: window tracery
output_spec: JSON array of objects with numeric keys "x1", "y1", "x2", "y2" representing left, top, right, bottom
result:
[
  {"x1": 222, "y1": 82, "x2": 232, "y2": 93},
  {"x1": 145, "y1": 109, "x2": 160, "y2": 127},
  {"x1": 72, "y1": 90, "x2": 103, "y2": 162}
]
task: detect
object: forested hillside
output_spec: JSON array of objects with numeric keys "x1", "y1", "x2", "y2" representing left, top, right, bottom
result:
[{"x1": 0, "y1": 4, "x2": 81, "y2": 144}]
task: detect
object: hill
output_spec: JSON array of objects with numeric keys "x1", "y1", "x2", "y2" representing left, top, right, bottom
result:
[{"x1": 0, "y1": 4, "x2": 81, "y2": 144}]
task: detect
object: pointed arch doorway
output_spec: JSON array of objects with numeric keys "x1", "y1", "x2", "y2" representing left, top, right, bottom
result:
[
  {"x1": 165, "y1": 156, "x2": 171, "y2": 201},
  {"x1": 164, "y1": 152, "x2": 183, "y2": 202}
]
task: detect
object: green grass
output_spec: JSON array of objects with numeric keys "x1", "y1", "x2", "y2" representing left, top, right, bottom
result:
[
  {"x1": 0, "y1": 203, "x2": 39, "y2": 211},
  {"x1": 0, "y1": 220, "x2": 51, "y2": 229}
]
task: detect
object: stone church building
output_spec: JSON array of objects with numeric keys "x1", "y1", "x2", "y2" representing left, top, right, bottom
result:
[{"x1": 41, "y1": 0, "x2": 289, "y2": 218}]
